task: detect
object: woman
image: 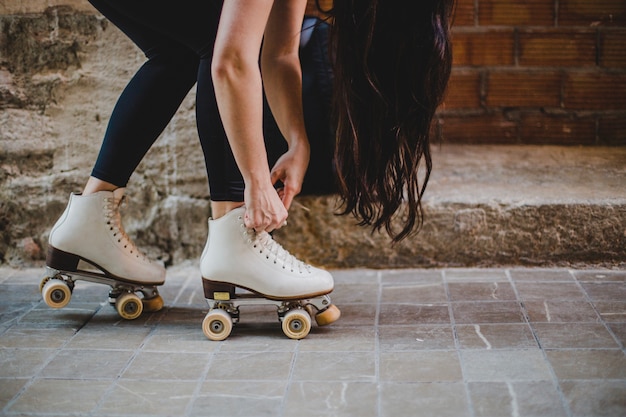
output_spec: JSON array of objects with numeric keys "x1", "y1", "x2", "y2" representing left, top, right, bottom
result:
[{"x1": 45, "y1": 0, "x2": 454, "y2": 313}]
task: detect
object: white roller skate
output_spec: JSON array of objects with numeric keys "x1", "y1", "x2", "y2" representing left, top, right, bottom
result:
[
  {"x1": 42, "y1": 189, "x2": 166, "y2": 319},
  {"x1": 200, "y1": 206, "x2": 340, "y2": 340}
]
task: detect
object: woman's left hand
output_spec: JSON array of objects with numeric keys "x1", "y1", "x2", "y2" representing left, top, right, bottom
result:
[{"x1": 270, "y1": 141, "x2": 310, "y2": 210}]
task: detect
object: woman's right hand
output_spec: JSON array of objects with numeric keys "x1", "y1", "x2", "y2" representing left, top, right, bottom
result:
[{"x1": 243, "y1": 181, "x2": 288, "y2": 233}]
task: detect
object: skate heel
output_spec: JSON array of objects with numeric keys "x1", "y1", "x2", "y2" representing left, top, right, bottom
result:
[
  {"x1": 202, "y1": 279, "x2": 236, "y2": 301},
  {"x1": 46, "y1": 246, "x2": 80, "y2": 272}
]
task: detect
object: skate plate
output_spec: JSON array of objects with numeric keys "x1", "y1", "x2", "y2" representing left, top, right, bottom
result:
[
  {"x1": 202, "y1": 289, "x2": 341, "y2": 341},
  {"x1": 40, "y1": 266, "x2": 163, "y2": 320}
]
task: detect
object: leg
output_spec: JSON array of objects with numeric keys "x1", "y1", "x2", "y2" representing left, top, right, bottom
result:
[{"x1": 87, "y1": 0, "x2": 201, "y2": 191}]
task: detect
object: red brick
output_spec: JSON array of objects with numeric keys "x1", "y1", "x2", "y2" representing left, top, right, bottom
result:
[
  {"x1": 563, "y1": 72, "x2": 626, "y2": 110},
  {"x1": 520, "y1": 113, "x2": 597, "y2": 144},
  {"x1": 518, "y1": 29, "x2": 597, "y2": 67},
  {"x1": 438, "y1": 114, "x2": 519, "y2": 143},
  {"x1": 598, "y1": 115, "x2": 626, "y2": 145},
  {"x1": 559, "y1": 0, "x2": 626, "y2": 26},
  {"x1": 442, "y1": 70, "x2": 482, "y2": 109},
  {"x1": 453, "y1": 0, "x2": 476, "y2": 27},
  {"x1": 452, "y1": 29, "x2": 515, "y2": 66},
  {"x1": 478, "y1": 0, "x2": 555, "y2": 26},
  {"x1": 486, "y1": 71, "x2": 562, "y2": 108},
  {"x1": 599, "y1": 29, "x2": 626, "y2": 68}
]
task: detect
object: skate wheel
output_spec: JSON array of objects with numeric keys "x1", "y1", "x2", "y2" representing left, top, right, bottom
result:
[
  {"x1": 282, "y1": 309, "x2": 311, "y2": 340},
  {"x1": 42, "y1": 279, "x2": 72, "y2": 309},
  {"x1": 314, "y1": 304, "x2": 341, "y2": 326},
  {"x1": 115, "y1": 292, "x2": 143, "y2": 320},
  {"x1": 202, "y1": 309, "x2": 233, "y2": 341},
  {"x1": 142, "y1": 295, "x2": 164, "y2": 313}
]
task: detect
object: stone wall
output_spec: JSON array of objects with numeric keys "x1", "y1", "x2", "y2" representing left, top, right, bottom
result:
[
  {"x1": 1, "y1": 3, "x2": 209, "y2": 266},
  {"x1": 1, "y1": 1, "x2": 625, "y2": 269}
]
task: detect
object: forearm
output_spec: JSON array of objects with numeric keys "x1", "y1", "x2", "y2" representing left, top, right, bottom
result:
[
  {"x1": 212, "y1": 62, "x2": 271, "y2": 187},
  {"x1": 261, "y1": 53, "x2": 309, "y2": 149}
]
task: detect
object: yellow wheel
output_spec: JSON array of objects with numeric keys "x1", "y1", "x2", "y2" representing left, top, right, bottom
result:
[
  {"x1": 314, "y1": 304, "x2": 341, "y2": 326},
  {"x1": 282, "y1": 309, "x2": 311, "y2": 340},
  {"x1": 142, "y1": 295, "x2": 164, "y2": 313},
  {"x1": 42, "y1": 279, "x2": 72, "y2": 309},
  {"x1": 115, "y1": 292, "x2": 143, "y2": 320},
  {"x1": 202, "y1": 309, "x2": 233, "y2": 341}
]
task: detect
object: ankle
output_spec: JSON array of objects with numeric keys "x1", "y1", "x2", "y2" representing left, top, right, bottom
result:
[
  {"x1": 211, "y1": 201, "x2": 244, "y2": 219},
  {"x1": 83, "y1": 177, "x2": 119, "y2": 196}
]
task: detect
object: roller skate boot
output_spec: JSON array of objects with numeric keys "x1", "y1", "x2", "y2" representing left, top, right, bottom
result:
[
  {"x1": 200, "y1": 206, "x2": 340, "y2": 340},
  {"x1": 41, "y1": 189, "x2": 166, "y2": 319}
]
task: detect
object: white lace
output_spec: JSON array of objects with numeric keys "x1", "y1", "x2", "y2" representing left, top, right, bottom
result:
[
  {"x1": 243, "y1": 226, "x2": 312, "y2": 275},
  {"x1": 103, "y1": 196, "x2": 147, "y2": 260}
]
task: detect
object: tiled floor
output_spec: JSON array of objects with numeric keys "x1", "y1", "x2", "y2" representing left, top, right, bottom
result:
[{"x1": 1, "y1": 264, "x2": 625, "y2": 417}]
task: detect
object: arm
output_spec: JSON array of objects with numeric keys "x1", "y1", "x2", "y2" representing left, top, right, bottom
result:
[
  {"x1": 261, "y1": 0, "x2": 309, "y2": 210},
  {"x1": 211, "y1": 0, "x2": 288, "y2": 232}
]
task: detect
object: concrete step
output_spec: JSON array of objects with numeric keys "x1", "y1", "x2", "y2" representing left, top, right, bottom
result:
[{"x1": 274, "y1": 145, "x2": 626, "y2": 268}]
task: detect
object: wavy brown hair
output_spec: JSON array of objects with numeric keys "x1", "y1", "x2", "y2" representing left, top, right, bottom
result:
[{"x1": 327, "y1": 0, "x2": 455, "y2": 242}]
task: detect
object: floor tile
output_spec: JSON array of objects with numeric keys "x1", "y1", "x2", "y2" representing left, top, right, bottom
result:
[
  {"x1": 298, "y1": 326, "x2": 376, "y2": 351},
  {"x1": 379, "y1": 303, "x2": 450, "y2": 325},
  {"x1": 448, "y1": 282, "x2": 517, "y2": 301},
  {"x1": 331, "y1": 304, "x2": 376, "y2": 326},
  {"x1": 332, "y1": 283, "x2": 379, "y2": 304},
  {"x1": 8, "y1": 379, "x2": 111, "y2": 414},
  {"x1": 445, "y1": 269, "x2": 508, "y2": 282},
  {"x1": 0, "y1": 348, "x2": 56, "y2": 378},
  {"x1": 452, "y1": 301, "x2": 525, "y2": 324},
  {"x1": 607, "y1": 323, "x2": 626, "y2": 348},
  {"x1": 546, "y1": 349, "x2": 626, "y2": 380},
  {"x1": 593, "y1": 301, "x2": 626, "y2": 322},
  {"x1": 379, "y1": 325, "x2": 456, "y2": 351},
  {"x1": 97, "y1": 380, "x2": 197, "y2": 416},
  {"x1": 461, "y1": 350, "x2": 553, "y2": 381},
  {"x1": 532, "y1": 323, "x2": 620, "y2": 349},
  {"x1": 190, "y1": 380, "x2": 287, "y2": 417},
  {"x1": 381, "y1": 282, "x2": 447, "y2": 303},
  {"x1": 456, "y1": 324, "x2": 538, "y2": 350},
  {"x1": 0, "y1": 378, "x2": 27, "y2": 408},
  {"x1": 380, "y1": 269, "x2": 442, "y2": 284},
  {"x1": 123, "y1": 351, "x2": 212, "y2": 381},
  {"x1": 206, "y1": 351, "x2": 294, "y2": 381},
  {"x1": 573, "y1": 270, "x2": 626, "y2": 282},
  {"x1": 515, "y1": 282, "x2": 587, "y2": 301},
  {"x1": 66, "y1": 326, "x2": 152, "y2": 350},
  {"x1": 292, "y1": 351, "x2": 375, "y2": 382},
  {"x1": 0, "y1": 327, "x2": 76, "y2": 349},
  {"x1": 581, "y1": 282, "x2": 626, "y2": 302},
  {"x1": 380, "y1": 382, "x2": 470, "y2": 417},
  {"x1": 509, "y1": 269, "x2": 574, "y2": 282},
  {"x1": 380, "y1": 351, "x2": 462, "y2": 382},
  {"x1": 41, "y1": 349, "x2": 135, "y2": 379},
  {"x1": 524, "y1": 300, "x2": 600, "y2": 323},
  {"x1": 139, "y1": 324, "x2": 218, "y2": 353},
  {"x1": 560, "y1": 380, "x2": 626, "y2": 417},
  {"x1": 468, "y1": 381, "x2": 568, "y2": 417},
  {"x1": 284, "y1": 382, "x2": 378, "y2": 417}
]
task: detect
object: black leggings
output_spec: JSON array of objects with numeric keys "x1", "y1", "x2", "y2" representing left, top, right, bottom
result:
[
  {"x1": 89, "y1": 0, "x2": 335, "y2": 200},
  {"x1": 89, "y1": 0, "x2": 249, "y2": 201}
]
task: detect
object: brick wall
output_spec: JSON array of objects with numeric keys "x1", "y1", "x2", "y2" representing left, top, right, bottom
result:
[{"x1": 438, "y1": 0, "x2": 626, "y2": 145}]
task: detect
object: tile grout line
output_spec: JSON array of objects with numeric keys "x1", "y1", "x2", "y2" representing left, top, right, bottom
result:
[
  {"x1": 442, "y1": 268, "x2": 476, "y2": 417},
  {"x1": 505, "y1": 269, "x2": 574, "y2": 417}
]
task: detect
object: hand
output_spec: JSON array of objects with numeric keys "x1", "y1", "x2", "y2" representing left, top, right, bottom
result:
[
  {"x1": 270, "y1": 142, "x2": 310, "y2": 210},
  {"x1": 243, "y1": 181, "x2": 288, "y2": 232}
]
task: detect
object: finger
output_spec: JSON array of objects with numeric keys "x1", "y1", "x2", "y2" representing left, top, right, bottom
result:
[{"x1": 281, "y1": 186, "x2": 296, "y2": 210}]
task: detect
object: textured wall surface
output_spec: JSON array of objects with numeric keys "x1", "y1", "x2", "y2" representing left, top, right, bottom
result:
[
  {"x1": 439, "y1": 0, "x2": 626, "y2": 145},
  {"x1": 1, "y1": 1, "x2": 625, "y2": 268}
]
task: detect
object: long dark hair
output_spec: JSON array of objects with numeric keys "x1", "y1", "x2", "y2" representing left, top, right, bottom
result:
[{"x1": 328, "y1": 0, "x2": 455, "y2": 242}]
